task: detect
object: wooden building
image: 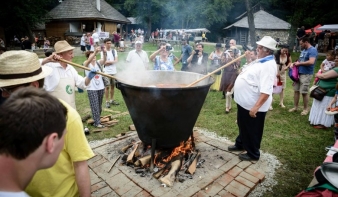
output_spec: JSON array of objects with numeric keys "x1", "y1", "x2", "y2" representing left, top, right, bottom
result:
[
  {"x1": 46, "y1": 0, "x2": 130, "y2": 40},
  {"x1": 224, "y1": 9, "x2": 291, "y2": 45}
]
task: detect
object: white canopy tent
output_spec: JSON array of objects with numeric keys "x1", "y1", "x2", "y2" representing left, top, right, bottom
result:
[{"x1": 318, "y1": 24, "x2": 338, "y2": 31}]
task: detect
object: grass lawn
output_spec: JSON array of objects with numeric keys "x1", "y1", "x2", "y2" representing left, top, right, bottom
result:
[{"x1": 73, "y1": 43, "x2": 329, "y2": 196}]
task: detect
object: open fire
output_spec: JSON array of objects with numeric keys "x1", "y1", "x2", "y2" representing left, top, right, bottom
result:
[{"x1": 119, "y1": 138, "x2": 205, "y2": 187}]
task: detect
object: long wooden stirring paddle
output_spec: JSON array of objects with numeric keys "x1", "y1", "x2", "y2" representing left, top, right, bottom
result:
[
  {"x1": 185, "y1": 54, "x2": 246, "y2": 87},
  {"x1": 58, "y1": 58, "x2": 118, "y2": 80}
]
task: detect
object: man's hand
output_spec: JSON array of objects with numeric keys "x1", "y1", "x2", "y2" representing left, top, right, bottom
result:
[{"x1": 249, "y1": 106, "x2": 259, "y2": 118}]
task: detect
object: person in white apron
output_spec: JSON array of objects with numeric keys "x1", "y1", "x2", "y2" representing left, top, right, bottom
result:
[{"x1": 41, "y1": 40, "x2": 97, "y2": 109}]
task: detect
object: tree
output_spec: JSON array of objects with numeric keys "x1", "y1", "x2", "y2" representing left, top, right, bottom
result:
[
  {"x1": 0, "y1": 0, "x2": 56, "y2": 42},
  {"x1": 245, "y1": 0, "x2": 256, "y2": 47},
  {"x1": 124, "y1": 0, "x2": 164, "y2": 38}
]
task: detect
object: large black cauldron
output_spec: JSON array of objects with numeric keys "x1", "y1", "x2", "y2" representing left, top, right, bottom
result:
[{"x1": 116, "y1": 71, "x2": 214, "y2": 149}]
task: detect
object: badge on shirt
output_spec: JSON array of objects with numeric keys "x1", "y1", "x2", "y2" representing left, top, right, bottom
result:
[{"x1": 66, "y1": 85, "x2": 73, "y2": 94}]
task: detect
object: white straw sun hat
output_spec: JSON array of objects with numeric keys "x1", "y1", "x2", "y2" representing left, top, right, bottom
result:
[
  {"x1": 0, "y1": 50, "x2": 52, "y2": 87},
  {"x1": 256, "y1": 36, "x2": 278, "y2": 51}
]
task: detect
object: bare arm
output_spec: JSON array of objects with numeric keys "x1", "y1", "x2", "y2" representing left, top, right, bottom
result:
[
  {"x1": 104, "y1": 50, "x2": 118, "y2": 66},
  {"x1": 320, "y1": 63, "x2": 325, "y2": 72},
  {"x1": 74, "y1": 160, "x2": 91, "y2": 197},
  {"x1": 150, "y1": 46, "x2": 165, "y2": 62},
  {"x1": 327, "y1": 94, "x2": 338, "y2": 109},
  {"x1": 187, "y1": 50, "x2": 196, "y2": 63},
  {"x1": 294, "y1": 57, "x2": 316, "y2": 66},
  {"x1": 249, "y1": 93, "x2": 270, "y2": 118},
  {"x1": 316, "y1": 69, "x2": 338, "y2": 79},
  {"x1": 208, "y1": 52, "x2": 214, "y2": 60},
  {"x1": 83, "y1": 47, "x2": 101, "y2": 68},
  {"x1": 174, "y1": 54, "x2": 182, "y2": 66}
]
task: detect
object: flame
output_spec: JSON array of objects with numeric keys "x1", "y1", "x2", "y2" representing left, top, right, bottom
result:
[{"x1": 162, "y1": 140, "x2": 193, "y2": 163}]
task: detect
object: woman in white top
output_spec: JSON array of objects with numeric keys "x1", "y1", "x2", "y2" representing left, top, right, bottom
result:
[
  {"x1": 149, "y1": 42, "x2": 175, "y2": 71},
  {"x1": 84, "y1": 47, "x2": 107, "y2": 128}
]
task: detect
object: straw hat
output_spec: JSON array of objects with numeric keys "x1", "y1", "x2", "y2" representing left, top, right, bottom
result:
[
  {"x1": 0, "y1": 51, "x2": 52, "y2": 87},
  {"x1": 256, "y1": 36, "x2": 277, "y2": 51},
  {"x1": 54, "y1": 40, "x2": 75, "y2": 53}
]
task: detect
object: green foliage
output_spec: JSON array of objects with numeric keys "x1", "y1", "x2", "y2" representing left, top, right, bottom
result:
[
  {"x1": 123, "y1": 0, "x2": 234, "y2": 29},
  {"x1": 0, "y1": 0, "x2": 54, "y2": 32}
]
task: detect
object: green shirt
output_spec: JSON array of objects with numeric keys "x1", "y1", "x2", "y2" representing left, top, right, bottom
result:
[{"x1": 317, "y1": 67, "x2": 338, "y2": 97}]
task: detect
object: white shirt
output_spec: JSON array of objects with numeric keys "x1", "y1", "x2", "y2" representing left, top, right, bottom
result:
[
  {"x1": 85, "y1": 62, "x2": 104, "y2": 90},
  {"x1": 234, "y1": 56, "x2": 277, "y2": 112},
  {"x1": 101, "y1": 49, "x2": 118, "y2": 74},
  {"x1": 126, "y1": 49, "x2": 150, "y2": 70},
  {"x1": 80, "y1": 36, "x2": 86, "y2": 46},
  {"x1": 43, "y1": 62, "x2": 86, "y2": 91},
  {"x1": 323, "y1": 59, "x2": 335, "y2": 71},
  {"x1": 92, "y1": 32, "x2": 99, "y2": 43},
  {"x1": 0, "y1": 191, "x2": 30, "y2": 197}
]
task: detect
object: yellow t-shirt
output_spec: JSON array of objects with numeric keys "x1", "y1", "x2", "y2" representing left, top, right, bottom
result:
[{"x1": 25, "y1": 100, "x2": 94, "y2": 197}]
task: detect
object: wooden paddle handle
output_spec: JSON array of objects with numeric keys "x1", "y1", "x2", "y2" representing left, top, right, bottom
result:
[
  {"x1": 58, "y1": 58, "x2": 117, "y2": 80},
  {"x1": 186, "y1": 54, "x2": 246, "y2": 87}
]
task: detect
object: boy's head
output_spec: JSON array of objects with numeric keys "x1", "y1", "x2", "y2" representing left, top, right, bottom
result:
[{"x1": 0, "y1": 87, "x2": 67, "y2": 168}]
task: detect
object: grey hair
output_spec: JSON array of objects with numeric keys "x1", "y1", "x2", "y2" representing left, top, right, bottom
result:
[{"x1": 262, "y1": 47, "x2": 274, "y2": 55}]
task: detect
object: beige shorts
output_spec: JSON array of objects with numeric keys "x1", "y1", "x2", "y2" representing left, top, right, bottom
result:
[
  {"x1": 293, "y1": 74, "x2": 312, "y2": 94},
  {"x1": 104, "y1": 74, "x2": 116, "y2": 87}
]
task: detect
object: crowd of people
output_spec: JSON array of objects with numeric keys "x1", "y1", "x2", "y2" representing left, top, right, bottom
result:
[{"x1": 2, "y1": 26, "x2": 338, "y2": 195}]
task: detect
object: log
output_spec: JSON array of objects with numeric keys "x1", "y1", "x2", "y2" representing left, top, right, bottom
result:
[
  {"x1": 153, "y1": 162, "x2": 170, "y2": 179},
  {"x1": 87, "y1": 119, "x2": 94, "y2": 124},
  {"x1": 129, "y1": 125, "x2": 136, "y2": 131},
  {"x1": 126, "y1": 144, "x2": 139, "y2": 164},
  {"x1": 118, "y1": 144, "x2": 133, "y2": 154},
  {"x1": 186, "y1": 152, "x2": 201, "y2": 175},
  {"x1": 134, "y1": 143, "x2": 145, "y2": 158},
  {"x1": 111, "y1": 111, "x2": 129, "y2": 119},
  {"x1": 134, "y1": 155, "x2": 151, "y2": 167},
  {"x1": 100, "y1": 117, "x2": 110, "y2": 123},
  {"x1": 92, "y1": 127, "x2": 109, "y2": 133},
  {"x1": 159, "y1": 156, "x2": 183, "y2": 187},
  {"x1": 103, "y1": 108, "x2": 121, "y2": 113}
]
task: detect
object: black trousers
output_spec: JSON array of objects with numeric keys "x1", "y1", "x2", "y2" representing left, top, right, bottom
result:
[{"x1": 235, "y1": 104, "x2": 267, "y2": 159}]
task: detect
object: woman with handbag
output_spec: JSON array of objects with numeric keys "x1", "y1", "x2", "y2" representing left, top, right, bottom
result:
[
  {"x1": 208, "y1": 43, "x2": 223, "y2": 91},
  {"x1": 83, "y1": 46, "x2": 107, "y2": 128},
  {"x1": 309, "y1": 54, "x2": 338, "y2": 129},
  {"x1": 272, "y1": 44, "x2": 292, "y2": 108}
]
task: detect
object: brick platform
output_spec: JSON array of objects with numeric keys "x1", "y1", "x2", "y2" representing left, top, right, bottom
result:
[{"x1": 88, "y1": 130, "x2": 266, "y2": 197}]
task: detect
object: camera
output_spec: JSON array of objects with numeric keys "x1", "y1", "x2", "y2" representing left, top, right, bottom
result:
[
  {"x1": 195, "y1": 49, "x2": 199, "y2": 54},
  {"x1": 166, "y1": 45, "x2": 172, "y2": 51}
]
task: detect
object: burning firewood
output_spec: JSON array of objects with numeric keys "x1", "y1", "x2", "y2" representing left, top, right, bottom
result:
[
  {"x1": 186, "y1": 152, "x2": 201, "y2": 175},
  {"x1": 159, "y1": 155, "x2": 183, "y2": 187},
  {"x1": 134, "y1": 155, "x2": 151, "y2": 167},
  {"x1": 118, "y1": 144, "x2": 133, "y2": 154},
  {"x1": 126, "y1": 144, "x2": 139, "y2": 164}
]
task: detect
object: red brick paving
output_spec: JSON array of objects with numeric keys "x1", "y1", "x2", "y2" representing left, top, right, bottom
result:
[{"x1": 88, "y1": 130, "x2": 266, "y2": 196}]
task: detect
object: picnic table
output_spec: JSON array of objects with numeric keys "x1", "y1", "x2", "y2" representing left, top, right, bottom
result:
[{"x1": 152, "y1": 39, "x2": 181, "y2": 47}]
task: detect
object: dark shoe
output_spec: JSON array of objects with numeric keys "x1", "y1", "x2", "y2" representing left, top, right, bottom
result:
[
  {"x1": 228, "y1": 145, "x2": 244, "y2": 151},
  {"x1": 238, "y1": 153, "x2": 259, "y2": 161}
]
